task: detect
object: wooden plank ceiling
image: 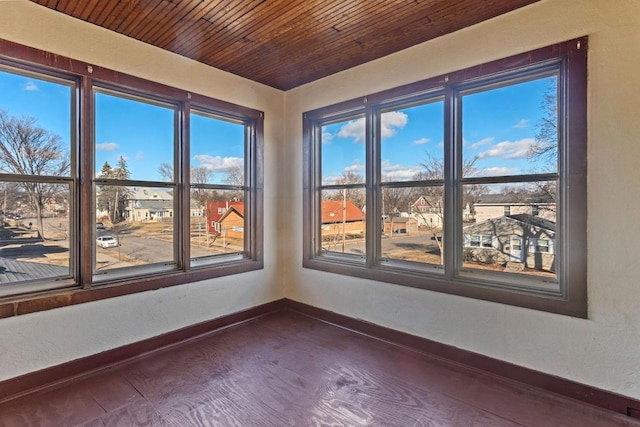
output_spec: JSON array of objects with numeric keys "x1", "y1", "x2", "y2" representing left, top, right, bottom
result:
[{"x1": 30, "y1": 0, "x2": 540, "y2": 91}]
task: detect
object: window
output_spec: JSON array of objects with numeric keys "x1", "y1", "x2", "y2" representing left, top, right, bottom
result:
[
  {"x1": 304, "y1": 38, "x2": 587, "y2": 316},
  {"x1": 0, "y1": 66, "x2": 75, "y2": 297},
  {"x1": 0, "y1": 40, "x2": 263, "y2": 310},
  {"x1": 466, "y1": 235, "x2": 493, "y2": 248}
]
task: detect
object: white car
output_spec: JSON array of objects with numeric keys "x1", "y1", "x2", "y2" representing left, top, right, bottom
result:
[{"x1": 96, "y1": 235, "x2": 119, "y2": 248}]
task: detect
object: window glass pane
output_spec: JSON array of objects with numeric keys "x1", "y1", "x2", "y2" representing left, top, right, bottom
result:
[
  {"x1": 321, "y1": 115, "x2": 366, "y2": 185},
  {"x1": 321, "y1": 189, "x2": 366, "y2": 256},
  {"x1": 190, "y1": 111, "x2": 245, "y2": 185},
  {"x1": 0, "y1": 182, "x2": 71, "y2": 284},
  {"x1": 463, "y1": 182, "x2": 557, "y2": 281},
  {"x1": 95, "y1": 91, "x2": 175, "y2": 182},
  {"x1": 191, "y1": 189, "x2": 245, "y2": 264},
  {"x1": 381, "y1": 100, "x2": 444, "y2": 182},
  {"x1": 0, "y1": 69, "x2": 72, "y2": 178},
  {"x1": 462, "y1": 75, "x2": 558, "y2": 178},
  {"x1": 382, "y1": 186, "x2": 444, "y2": 266},
  {"x1": 95, "y1": 185, "x2": 174, "y2": 273}
]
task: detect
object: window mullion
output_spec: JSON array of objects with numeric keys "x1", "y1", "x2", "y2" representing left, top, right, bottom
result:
[
  {"x1": 366, "y1": 105, "x2": 379, "y2": 267},
  {"x1": 443, "y1": 83, "x2": 457, "y2": 281},
  {"x1": 80, "y1": 76, "x2": 94, "y2": 289},
  {"x1": 178, "y1": 102, "x2": 189, "y2": 271}
]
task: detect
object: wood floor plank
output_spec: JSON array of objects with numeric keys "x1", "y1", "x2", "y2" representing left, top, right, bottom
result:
[{"x1": 1, "y1": 311, "x2": 638, "y2": 426}]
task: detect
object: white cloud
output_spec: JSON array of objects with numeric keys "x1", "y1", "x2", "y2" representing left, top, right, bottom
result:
[
  {"x1": 23, "y1": 81, "x2": 38, "y2": 91},
  {"x1": 337, "y1": 111, "x2": 408, "y2": 143},
  {"x1": 513, "y1": 119, "x2": 530, "y2": 129},
  {"x1": 381, "y1": 111, "x2": 408, "y2": 139},
  {"x1": 343, "y1": 161, "x2": 364, "y2": 173},
  {"x1": 135, "y1": 151, "x2": 144, "y2": 161},
  {"x1": 381, "y1": 160, "x2": 421, "y2": 181},
  {"x1": 193, "y1": 154, "x2": 244, "y2": 172},
  {"x1": 413, "y1": 137, "x2": 430, "y2": 145},
  {"x1": 96, "y1": 142, "x2": 119, "y2": 151},
  {"x1": 478, "y1": 166, "x2": 520, "y2": 176},
  {"x1": 338, "y1": 118, "x2": 366, "y2": 143},
  {"x1": 477, "y1": 138, "x2": 535, "y2": 160},
  {"x1": 470, "y1": 137, "x2": 495, "y2": 150},
  {"x1": 322, "y1": 131, "x2": 334, "y2": 144}
]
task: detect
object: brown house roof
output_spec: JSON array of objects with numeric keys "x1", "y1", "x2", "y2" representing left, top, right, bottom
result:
[{"x1": 322, "y1": 200, "x2": 365, "y2": 224}]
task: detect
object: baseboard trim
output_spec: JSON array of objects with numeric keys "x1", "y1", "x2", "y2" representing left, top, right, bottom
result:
[
  {"x1": 284, "y1": 299, "x2": 640, "y2": 418},
  {"x1": 0, "y1": 298, "x2": 287, "y2": 404},
  {"x1": 1, "y1": 297, "x2": 638, "y2": 419}
]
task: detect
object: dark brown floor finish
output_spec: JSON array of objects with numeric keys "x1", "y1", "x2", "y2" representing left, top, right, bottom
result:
[{"x1": 0, "y1": 311, "x2": 638, "y2": 426}]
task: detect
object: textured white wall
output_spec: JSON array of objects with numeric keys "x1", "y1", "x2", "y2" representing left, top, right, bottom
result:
[
  {"x1": 2, "y1": 0, "x2": 640, "y2": 401},
  {"x1": 0, "y1": 1, "x2": 285, "y2": 381},
  {"x1": 284, "y1": 0, "x2": 640, "y2": 399}
]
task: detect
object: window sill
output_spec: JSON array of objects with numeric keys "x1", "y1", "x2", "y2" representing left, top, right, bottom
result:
[{"x1": 0, "y1": 259, "x2": 263, "y2": 319}]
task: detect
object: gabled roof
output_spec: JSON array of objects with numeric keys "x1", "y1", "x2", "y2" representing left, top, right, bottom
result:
[
  {"x1": 464, "y1": 214, "x2": 556, "y2": 234},
  {"x1": 384, "y1": 216, "x2": 416, "y2": 224},
  {"x1": 219, "y1": 205, "x2": 245, "y2": 222},
  {"x1": 132, "y1": 200, "x2": 173, "y2": 210},
  {"x1": 411, "y1": 195, "x2": 442, "y2": 208},
  {"x1": 206, "y1": 201, "x2": 244, "y2": 222},
  {"x1": 474, "y1": 192, "x2": 555, "y2": 205},
  {"x1": 322, "y1": 200, "x2": 365, "y2": 223},
  {"x1": 130, "y1": 187, "x2": 173, "y2": 201},
  {"x1": 508, "y1": 214, "x2": 556, "y2": 232}
]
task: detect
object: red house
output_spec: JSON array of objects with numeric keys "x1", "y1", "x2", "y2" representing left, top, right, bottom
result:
[{"x1": 206, "y1": 201, "x2": 243, "y2": 234}]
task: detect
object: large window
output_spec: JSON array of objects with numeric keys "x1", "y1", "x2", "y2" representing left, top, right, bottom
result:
[
  {"x1": 0, "y1": 40, "x2": 263, "y2": 309},
  {"x1": 303, "y1": 39, "x2": 587, "y2": 316}
]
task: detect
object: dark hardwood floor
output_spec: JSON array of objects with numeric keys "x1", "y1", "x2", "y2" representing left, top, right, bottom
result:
[{"x1": 0, "y1": 311, "x2": 637, "y2": 426}]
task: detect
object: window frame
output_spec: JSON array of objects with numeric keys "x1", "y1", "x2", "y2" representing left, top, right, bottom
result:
[
  {"x1": 0, "y1": 39, "x2": 263, "y2": 317},
  {"x1": 303, "y1": 38, "x2": 587, "y2": 317}
]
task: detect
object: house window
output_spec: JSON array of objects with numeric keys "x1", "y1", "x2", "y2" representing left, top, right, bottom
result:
[
  {"x1": 467, "y1": 235, "x2": 492, "y2": 248},
  {"x1": 0, "y1": 40, "x2": 263, "y2": 311},
  {"x1": 93, "y1": 89, "x2": 177, "y2": 280},
  {"x1": 0, "y1": 65, "x2": 75, "y2": 297},
  {"x1": 535, "y1": 239, "x2": 552, "y2": 253},
  {"x1": 189, "y1": 109, "x2": 254, "y2": 267},
  {"x1": 303, "y1": 38, "x2": 587, "y2": 316}
]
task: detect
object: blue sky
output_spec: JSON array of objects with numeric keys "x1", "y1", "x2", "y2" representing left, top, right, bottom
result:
[
  {"x1": 321, "y1": 76, "x2": 557, "y2": 185},
  {"x1": 95, "y1": 92, "x2": 245, "y2": 183},
  {"x1": 0, "y1": 69, "x2": 244, "y2": 183}
]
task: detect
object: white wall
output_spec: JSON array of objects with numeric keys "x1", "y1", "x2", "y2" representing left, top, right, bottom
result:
[
  {"x1": 0, "y1": 1, "x2": 285, "y2": 381},
  {"x1": 284, "y1": 0, "x2": 640, "y2": 399},
  {"x1": 2, "y1": 0, "x2": 640, "y2": 402}
]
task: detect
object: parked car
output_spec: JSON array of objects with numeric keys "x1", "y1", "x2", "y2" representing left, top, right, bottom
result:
[
  {"x1": 96, "y1": 235, "x2": 119, "y2": 248},
  {"x1": 96, "y1": 222, "x2": 105, "y2": 230}
]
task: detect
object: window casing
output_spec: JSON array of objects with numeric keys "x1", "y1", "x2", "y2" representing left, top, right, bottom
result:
[
  {"x1": 303, "y1": 38, "x2": 587, "y2": 317},
  {"x1": 0, "y1": 39, "x2": 263, "y2": 313}
]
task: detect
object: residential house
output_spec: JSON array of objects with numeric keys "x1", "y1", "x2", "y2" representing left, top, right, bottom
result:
[
  {"x1": 383, "y1": 216, "x2": 419, "y2": 234},
  {"x1": 218, "y1": 205, "x2": 245, "y2": 240},
  {"x1": 125, "y1": 187, "x2": 174, "y2": 222},
  {"x1": 321, "y1": 200, "x2": 365, "y2": 238},
  {"x1": 473, "y1": 192, "x2": 555, "y2": 223},
  {"x1": 206, "y1": 200, "x2": 244, "y2": 235},
  {"x1": 409, "y1": 195, "x2": 443, "y2": 227},
  {"x1": 463, "y1": 213, "x2": 556, "y2": 272}
]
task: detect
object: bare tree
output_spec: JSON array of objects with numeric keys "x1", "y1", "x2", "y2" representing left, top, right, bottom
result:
[
  {"x1": 528, "y1": 82, "x2": 558, "y2": 169},
  {"x1": 0, "y1": 111, "x2": 70, "y2": 239},
  {"x1": 327, "y1": 171, "x2": 366, "y2": 210},
  {"x1": 412, "y1": 153, "x2": 486, "y2": 264}
]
